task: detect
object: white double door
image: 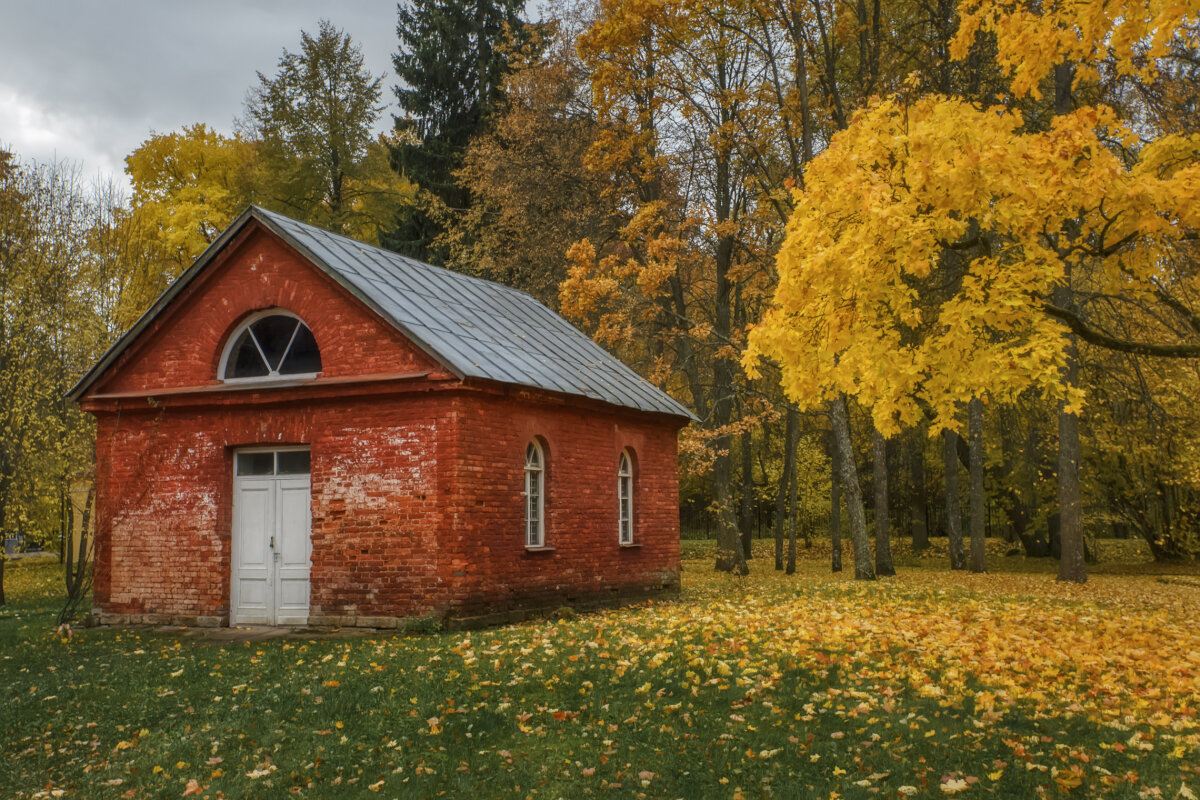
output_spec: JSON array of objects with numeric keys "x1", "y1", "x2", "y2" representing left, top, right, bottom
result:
[{"x1": 231, "y1": 449, "x2": 312, "y2": 625}]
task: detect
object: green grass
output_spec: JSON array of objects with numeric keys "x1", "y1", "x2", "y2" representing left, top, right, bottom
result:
[{"x1": 2, "y1": 549, "x2": 1198, "y2": 799}]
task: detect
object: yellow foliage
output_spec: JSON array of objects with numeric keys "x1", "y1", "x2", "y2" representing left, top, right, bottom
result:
[
  {"x1": 678, "y1": 552, "x2": 1200, "y2": 748},
  {"x1": 744, "y1": 96, "x2": 1200, "y2": 435},
  {"x1": 125, "y1": 124, "x2": 261, "y2": 269},
  {"x1": 125, "y1": 127, "x2": 413, "y2": 272},
  {"x1": 952, "y1": 0, "x2": 1200, "y2": 99}
]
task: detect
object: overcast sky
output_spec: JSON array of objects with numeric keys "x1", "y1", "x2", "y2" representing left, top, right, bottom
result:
[{"x1": 0, "y1": 1, "x2": 407, "y2": 190}]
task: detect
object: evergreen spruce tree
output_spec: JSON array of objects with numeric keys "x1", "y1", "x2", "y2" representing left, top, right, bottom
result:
[{"x1": 386, "y1": 0, "x2": 533, "y2": 262}]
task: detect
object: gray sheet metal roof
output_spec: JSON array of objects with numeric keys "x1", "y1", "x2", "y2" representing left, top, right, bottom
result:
[{"x1": 70, "y1": 206, "x2": 696, "y2": 420}]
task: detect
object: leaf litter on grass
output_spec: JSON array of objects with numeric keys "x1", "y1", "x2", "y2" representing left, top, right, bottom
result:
[{"x1": 2, "y1": 553, "x2": 1199, "y2": 798}]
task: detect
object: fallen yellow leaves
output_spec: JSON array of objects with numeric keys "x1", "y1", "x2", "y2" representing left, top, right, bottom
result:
[
  {"x1": 940, "y1": 777, "x2": 968, "y2": 794},
  {"x1": 673, "y1": 561, "x2": 1200, "y2": 744},
  {"x1": 6, "y1": 552, "x2": 1199, "y2": 798},
  {"x1": 244, "y1": 764, "x2": 276, "y2": 779}
]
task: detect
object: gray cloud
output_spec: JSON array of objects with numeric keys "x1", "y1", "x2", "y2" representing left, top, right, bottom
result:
[{"x1": 0, "y1": 1, "x2": 401, "y2": 187}]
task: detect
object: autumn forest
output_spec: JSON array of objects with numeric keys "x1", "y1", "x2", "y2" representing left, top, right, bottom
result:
[{"x1": 4, "y1": 1, "x2": 1200, "y2": 798}]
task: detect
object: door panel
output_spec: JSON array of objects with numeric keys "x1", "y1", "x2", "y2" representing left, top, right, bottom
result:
[
  {"x1": 232, "y1": 480, "x2": 273, "y2": 624},
  {"x1": 274, "y1": 478, "x2": 312, "y2": 625}
]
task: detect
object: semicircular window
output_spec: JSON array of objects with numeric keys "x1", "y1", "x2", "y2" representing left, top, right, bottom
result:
[{"x1": 224, "y1": 314, "x2": 322, "y2": 380}]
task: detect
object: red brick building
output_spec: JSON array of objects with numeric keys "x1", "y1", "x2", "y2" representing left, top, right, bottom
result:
[{"x1": 70, "y1": 207, "x2": 693, "y2": 628}]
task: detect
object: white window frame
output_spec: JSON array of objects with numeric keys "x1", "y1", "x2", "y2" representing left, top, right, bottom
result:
[
  {"x1": 524, "y1": 441, "x2": 545, "y2": 548},
  {"x1": 233, "y1": 445, "x2": 313, "y2": 476},
  {"x1": 618, "y1": 450, "x2": 634, "y2": 545},
  {"x1": 218, "y1": 309, "x2": 320, "y2": 384}
]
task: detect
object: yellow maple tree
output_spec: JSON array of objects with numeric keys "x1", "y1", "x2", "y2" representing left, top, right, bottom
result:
[
  {"x1": 745, "y1": 98, "x2": 1200, "y2": 433},
  {"x1": 746, "y1": 0, "x2": 1200, "y2": 582}
]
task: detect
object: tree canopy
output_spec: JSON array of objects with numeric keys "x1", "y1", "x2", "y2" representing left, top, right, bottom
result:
[
  {"x1": 744, "y1": 99, "x2": 1200, "y2": 434},
  {"x1": 245, "y1": 19, "x2": 410, "y2": 237}
]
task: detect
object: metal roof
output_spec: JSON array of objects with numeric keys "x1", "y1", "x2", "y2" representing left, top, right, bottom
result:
[{"x1": 70, "y1": 206, "x2": 696, "y2": 421}]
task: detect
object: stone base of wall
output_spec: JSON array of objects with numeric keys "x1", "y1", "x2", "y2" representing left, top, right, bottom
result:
[
  {"x1": 91, "y1": 612, "x2": 226, "y2": 628},
  {"x1": 91, "y1": 582, "x2": 680, "y2": 632}
]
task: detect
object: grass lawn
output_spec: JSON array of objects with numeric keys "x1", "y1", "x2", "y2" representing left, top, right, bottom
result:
[{"x1": 2, "y1": 542, "x2": 1199, "y2": 799}]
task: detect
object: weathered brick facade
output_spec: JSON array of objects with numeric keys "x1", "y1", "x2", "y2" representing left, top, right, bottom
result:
[{"x1": 78, "y1": 219, "x2": 685, "y2": 628}]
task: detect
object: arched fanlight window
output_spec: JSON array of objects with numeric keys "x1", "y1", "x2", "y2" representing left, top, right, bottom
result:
[
  {"x1": 221, "y1": 312, "x2": 322, "y2": 381},
  {"x1": 618, "y1": 450, "x2": 634, "y2": 544},
  {"x1": 524, "y1": 441, "x2": 545, "y2": 547}
]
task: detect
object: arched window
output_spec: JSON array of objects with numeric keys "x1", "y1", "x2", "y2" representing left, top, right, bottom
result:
[
  {"x1": 524, "y1": 441, "x2": 545, "y2": 547},
  {"x1": 221, "y1": 311, "x2": 322, "y2": 381},
  {"x1": 618, "y1": 450, "x2": 634, "y2": 544}
]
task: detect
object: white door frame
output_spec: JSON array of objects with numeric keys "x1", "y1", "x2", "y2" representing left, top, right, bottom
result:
[{"x1": 231, "y1": 447, "x2": 312, "y2": 626}]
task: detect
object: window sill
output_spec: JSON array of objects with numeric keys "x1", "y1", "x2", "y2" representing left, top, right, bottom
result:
[
  {"x1": 524, "y1": 545, "x2": 556, "y2": 553},
  {"x1": 220, "y1": 372, "x2": 321, "y2": 386},
  {"x1": 619, "y1": 542, "x2": 642, "y2": 549}
]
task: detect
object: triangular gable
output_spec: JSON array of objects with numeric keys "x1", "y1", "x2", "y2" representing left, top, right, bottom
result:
[
  {"x1": 68, "y1": 208, "x2": 460, "y2": 401},
  {"x1": 71, "y1": 212, "x2": 453, "y2": 400}
]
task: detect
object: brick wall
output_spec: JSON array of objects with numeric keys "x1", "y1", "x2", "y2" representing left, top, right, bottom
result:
[
  {"x1": 91, "y1": 388, "x2": 681, "y2": 626},
  {"x1": 84, "y1": 221, "x2": 684, "y2": 627},
  {"x1": 439, "y1": 390, "x2": 681, "y2": 621}
]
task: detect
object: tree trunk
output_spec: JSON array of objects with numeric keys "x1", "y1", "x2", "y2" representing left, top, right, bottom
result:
[
  {"x1": 944, "y1": 428, "x2": 966, "y2": 570},
  {"x1": 786, "y1": 436, "x2": 798, "y2": 575},
  {"x1": 968, "y1": 397, "x2": 987, "y2": 573},
  {"x1": 908, "y1": 428, "x2": 929, "y2": 550},
  {"x1": 793, "y1": 8, "x2": 814, "y2": 164},
  {"x1": 740, "y1": 428, "x2": 754, "y2": 560},
  {"x1": 873, "y1": 429, "x2": 895, "y2": 576},
  {"x1": 713, "y1": 451, "x2": 746, "y2": 575},
  {"x1": 830, "y1": 434, "x2": 843, "y2": 573},
  {"x1": 774, "y1": 482, "x2": 786, "y2": 571},
  {"x1": 1052, "y1": 280, "x2": 1086, "y2": 578},
  {"x1": 831, "y1": 397, "x2": 874, "y2": 580},
  {"x1": 1053, "y1": 60, "x2": 1087, "y2": 583},
  {"x1": 1053, "y1": 281, "x2": 1086, "y2": 580},
  {"x1": 0, "y1": 470, "x2": 11, "y2": 607},
  {"x1": 59, "y1": 489, "x2": 65, "y2": 564},
  {"x1": 1056, "y1": 389, "x2": 1086, "y2": 582},
  {"x1": 710, "y1": 48, "x2": 746, "y2": 577},
  {"x1": 774, "y1": 407, "x2": 798, "y2": 571},
  {"x1": 710, "y1": 294, "x2": 743, "y2": 574},
  {"x1": 59, "y1": 488, "x2": 94, "y2": 625}
]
